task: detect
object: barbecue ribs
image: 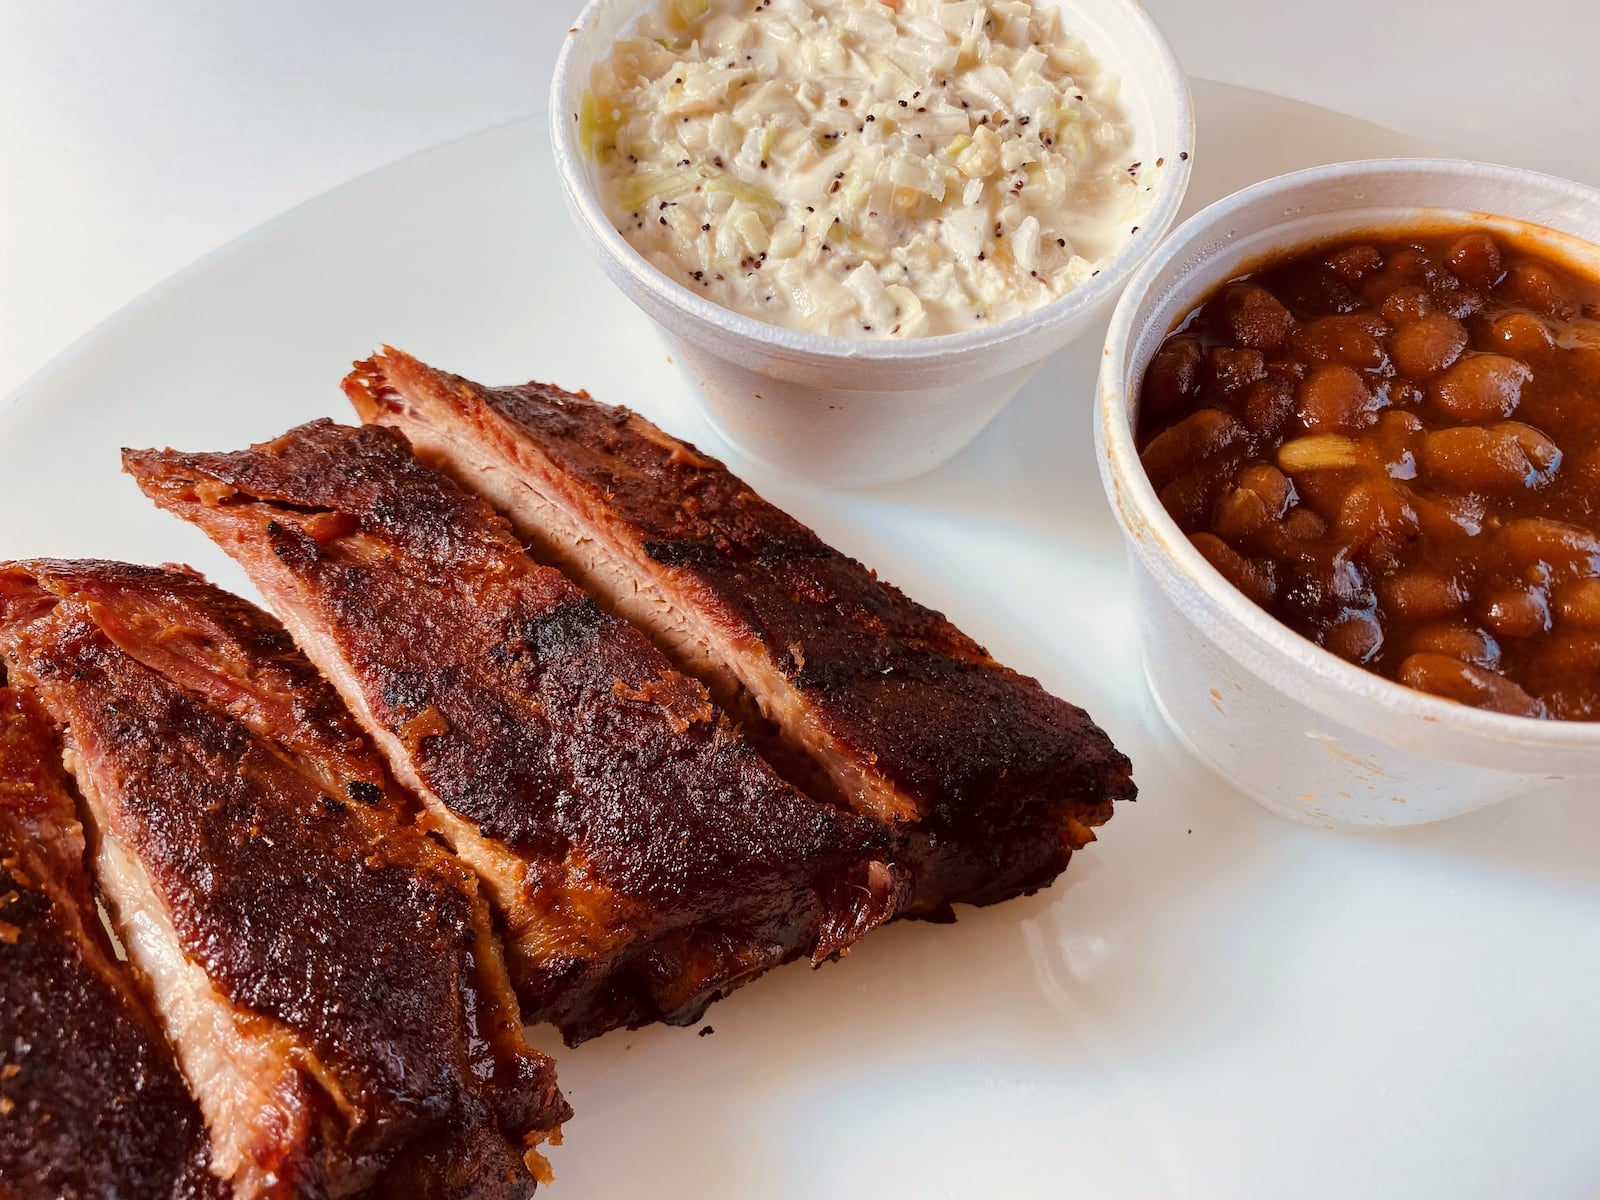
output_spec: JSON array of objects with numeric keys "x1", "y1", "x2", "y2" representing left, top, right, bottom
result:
[
  {"x1": 0, "y1": 682, "x2": 225, "y2": 1200},
  {"x1": 0, "y1": 560, "x2": 568, "y2": 1199},
  {"x1": 342, "y1": 349, "x2": 1136, "y2": 918},
  {"x1": 126, "y1": 424, "x2": 904, "y2": 1044}
]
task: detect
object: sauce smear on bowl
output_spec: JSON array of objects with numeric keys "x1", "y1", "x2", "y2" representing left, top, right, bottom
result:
[{"x1": 1136, "y1": 228, "x2": 1600, "y2": 720}]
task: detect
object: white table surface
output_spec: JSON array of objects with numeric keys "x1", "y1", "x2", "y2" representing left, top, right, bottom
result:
[{"x1": 3, "y1": 1, "x2": 1598, "y2": 400}]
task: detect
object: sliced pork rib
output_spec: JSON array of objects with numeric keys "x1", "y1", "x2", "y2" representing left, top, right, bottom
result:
[
  {"x1": 125, "y1": 422, "x2": 903, "y2": 1044},
  {"x1": 0, "y1": 560, "x2": 568, "y2": 1200},
  {"x1": 343, "y1": 349, "x2": 1136, "y2": 917},
  {"x1": 0, "y1": 683, "x2": 225, "y2": 1200}
]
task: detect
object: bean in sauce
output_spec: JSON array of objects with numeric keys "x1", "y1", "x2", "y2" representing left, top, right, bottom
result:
[{"x1": 1137, "y1": 228, "x2": 1600, "y2": 720}]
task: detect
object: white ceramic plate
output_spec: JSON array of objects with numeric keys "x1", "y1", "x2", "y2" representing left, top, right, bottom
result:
[{"x1": 3, "y1": 83, "x2": 1596, "y2": 1199}]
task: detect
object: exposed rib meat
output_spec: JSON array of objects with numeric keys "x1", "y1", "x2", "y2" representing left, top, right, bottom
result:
[
  {"x1": 0, "y1": 683, "x2": 225, "y2": 1200},
  {"x1": 125, "y1": 423, "x2": 903, "y2": 1044},
  {"x1": 0, "y1": 561, "x2": 568, "y2": 1199},
  {"x1": 344, "y1": 350, "x2": 1137, "y2": 917}
]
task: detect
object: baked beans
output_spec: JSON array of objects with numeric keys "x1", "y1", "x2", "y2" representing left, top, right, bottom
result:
[{"x1": 1137, "y1": 229, "x2": 1600, "y2": 720}]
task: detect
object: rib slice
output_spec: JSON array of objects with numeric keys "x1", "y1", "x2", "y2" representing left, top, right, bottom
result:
[
  {"x1": 0, "y1": 560, "x2": 568, "y2": 1200},
  {"x1": 0, "y1": 682, "x2": 226, "y2": 1200},
  {"x1": 125, "y1": 422, "x2": 903, "y2": 1044},
  {"x1": 344, "y1": 349, "x2": 1137, "y2": 917}
]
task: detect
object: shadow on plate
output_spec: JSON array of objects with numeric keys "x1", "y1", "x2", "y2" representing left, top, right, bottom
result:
[{"x1": 1369, "y1": 778, "x2": 1600, "y2": 896}]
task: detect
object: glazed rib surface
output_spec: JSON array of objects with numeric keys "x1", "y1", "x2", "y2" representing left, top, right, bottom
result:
[
  {"x1": 0, "y1": 683, "x2": 225, "y2": 1200},
  {"x1": 0, "y1": 560, "x2": 567, "y2": 1199},
  {"x1": 126, "y1": 422, "x2": 902, "y2": 1043},
  {"x1": 345, "y1": 350, "x2": 1136, "y2": 916}
]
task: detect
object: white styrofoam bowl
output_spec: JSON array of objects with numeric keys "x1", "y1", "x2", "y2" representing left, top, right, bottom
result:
[
  {"x1": 1097, "y1": 157, "x2": 1600, "y2": 829},
  {"x1": 552, "y1": 0, "x2": 1193, "y2": 487}
]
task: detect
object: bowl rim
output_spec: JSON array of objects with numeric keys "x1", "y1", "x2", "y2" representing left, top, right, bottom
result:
[
  {"x1": 1099, "y1": 154, "x2": 1600, "y2": 746},
  {"x1": 549, "y1": 0, "x2": 1195, "y2": 365}
]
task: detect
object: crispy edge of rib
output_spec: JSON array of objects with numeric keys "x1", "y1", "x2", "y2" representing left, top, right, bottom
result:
[
  {"x1": 72, "y1": 668, "x2": 565, "y2": 1199},
  {"x1": 1, "y1": 574, "x2": 308, "y2": 1197},
  {"x1": 0, "y1": 688, "x2": 225, "y2": 1199},
  {"x1": 0, "y1": 690, "x2": 100, "y2": 973},
  {"x1": 1, "y1": 572, "x2": 326, "y2": 1199},
  {"x1": 345, "y1": 351, "x2": 913, "y2": 828},
  {"x1": 3, "y1": 562, "x2": 567, "y2": 1196}
]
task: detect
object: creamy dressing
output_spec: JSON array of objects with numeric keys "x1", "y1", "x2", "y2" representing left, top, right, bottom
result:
[{"x1": 584, "y1": 0, "x2": 1153, "y2": 338}]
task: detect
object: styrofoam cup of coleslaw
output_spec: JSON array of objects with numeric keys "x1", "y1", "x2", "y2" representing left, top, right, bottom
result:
[{"x1": 552, "y1": 0, "x2": 1193, "y2": 487}]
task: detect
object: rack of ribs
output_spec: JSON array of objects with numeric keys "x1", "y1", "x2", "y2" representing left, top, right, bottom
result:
[
  {"x1": 0, "y1": 681, "x2": 225, "y2": 1200},
  {"x1": 339, "y1": 349, "x2": 1136, "y2": 918},
  {"x1": 0, "y1": 560, "x2": 568, "y2": 1199},
  {"x1": 125, "y1": 422, "x2": 904, "y2": 1045}
]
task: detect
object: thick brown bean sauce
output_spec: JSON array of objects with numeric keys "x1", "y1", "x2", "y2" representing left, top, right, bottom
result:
[{"x1": 1136, "y1": 228, "x2": 1600, "y2": 720}]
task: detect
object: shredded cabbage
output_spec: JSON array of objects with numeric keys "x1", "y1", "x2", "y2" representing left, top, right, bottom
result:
[
  {"x1": 578, "y1": 92, "x2": 627, "y2": 163},
  {"x1": 664, "y1": 0, "x2": 709, "y2": 31},
  {"x1": 592, "y1": 0, "x2": 1152, "y2": 339},
  {"x1": 616, "y1": 167, "x2": 700, "y2": 214},
  {"x1": 704, "y1": 174, "x2": 782, "y2": 214}
]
